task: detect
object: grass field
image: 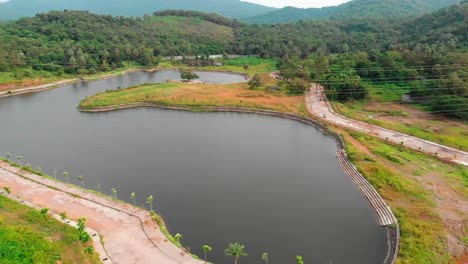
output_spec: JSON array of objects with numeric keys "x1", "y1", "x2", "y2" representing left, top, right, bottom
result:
[
  {"x1": 160, "y1": 56, "x2": 278, "y2": 76},
  {"x1": 79, "y1": 75, "x2": 307, "y2": 116},
  {"x1": 342, "y1": 129, "x2": 467, "y2": 264},
  {"x1": 331, "y1": 82, "x2": 468, "y2": 150},
  {"x1": 0, "y1": 195, "x2": 101, "y2": 264}
]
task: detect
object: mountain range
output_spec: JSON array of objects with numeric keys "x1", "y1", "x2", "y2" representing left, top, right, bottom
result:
[
  {"x1": 0, "y1": 0, "x2": 275, "y2": 21},
  {"x1": 245, "y1": 0, "x2": 462, "y2": 24},
  {"x1": 0, "y1": 0, "x2": 463, "y2": 23}
]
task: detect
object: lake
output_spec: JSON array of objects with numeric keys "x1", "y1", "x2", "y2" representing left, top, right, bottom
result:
[{"x1": 0, "y1": 70, "x2": 387, "y2": 263}]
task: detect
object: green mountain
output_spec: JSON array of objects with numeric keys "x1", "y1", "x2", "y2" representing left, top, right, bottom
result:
[
  {"x1": 0, "y1": 2, "x2": 465, "y2": 73},
  {"x1": 245, "y1": 0, "x2": 462, "y2": 24},
  {"x1": 0, "y1": 0, "x2": 276, "y2": 21}
]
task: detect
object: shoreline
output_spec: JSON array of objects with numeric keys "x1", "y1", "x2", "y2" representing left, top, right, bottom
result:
[
  {"x1": 79, "y1": 102, "x2": 400, "y2": 264},
  {"x1": 0, "y1": 67, "x2": 248, "y2": 99},
  {"x1": 1, "y1": 69, "x2": 398, "y2": 264},
  {"x1": 0, "y1": 67, "x2": 158, "y2": 99},
  {"x1": 0, "y1": 160, "x2": 203, "y2": 264}
]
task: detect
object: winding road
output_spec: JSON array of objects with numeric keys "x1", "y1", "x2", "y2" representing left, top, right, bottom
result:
[{"x1": 306, "y1": 86, "x2": 468, "y2": 166}]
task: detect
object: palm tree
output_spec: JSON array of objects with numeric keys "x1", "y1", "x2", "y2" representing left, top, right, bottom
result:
[
  {"x1": 17, "y1": 156, "x2": 22, "y2": 166},
  {"x1": 146, "y1": 195, "x2": 154, "y2": 211},
  {"x1": 202, "y1": 245, "x2": 212, "y2": 261},
  {"x1": 78, "y1": 175, "x2": 84, "y2": 186},
  {"x1": 130, "y1": 192, "x2": 136, "y2": 205},
  {"x1": 296, "y1": 255, "x2": 304, "y2": 264},
  {"x1": 174, "y1": 233, "x2": 182, "y2": 245},
  {"x1": 111, "y1": 188, "x2": 117, "y2": 199},
  {"x1": 224, "y1": 243, "x2": 247, "y2": 264},
  {"x1": 262, "y1": 253, "x2": 268, "y2": 264},
  {"x1": 63, "y1": 172, "x2": 69, "y2": 184}
]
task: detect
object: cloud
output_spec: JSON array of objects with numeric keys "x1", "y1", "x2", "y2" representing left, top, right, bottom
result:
[{"x1": 241, "y1": 0, "x2": 351, "y2": 8}]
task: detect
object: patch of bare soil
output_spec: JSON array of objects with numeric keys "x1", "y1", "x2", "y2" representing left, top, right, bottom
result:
[
  {"x1": 364, "y1": 102, "x2": 467, "y2": 131},
  {"x1": 419, "y1": 171, "x2": 467, "y2": 257},
  {"x1": 0, "y1": 79, "x2": 47, "y2": 92}
]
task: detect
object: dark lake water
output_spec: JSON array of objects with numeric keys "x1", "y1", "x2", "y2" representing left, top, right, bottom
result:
[{"x1": 0, "y1": 70, "x2": 386, "y2": 263}]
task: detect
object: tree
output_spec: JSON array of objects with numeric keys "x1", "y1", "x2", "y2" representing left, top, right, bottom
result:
[
  {"x1": 174, "y1": 233, "x2": 182, "y2": 244},
  {"x1": 63, "y1": 172, "x2": 70, "y2": 184},
  {"x1": 324, "y1": 71, "x2": 367, "y2": 101},
  {"x1": 180, "y1": 70, "x2": 199, "y2": 81},
  {"x1": 6, "y1": 153, "x2": 11, "y2": 162},
  {"x1": 287, "y1": 78, "x2": 309, "y2": 94},
  {"x1": 248, "y1": 74, "x2": 262, "y2": 89},
  {"x1": 17, "y1": 156, "x2": 22, "y2": 166},
  {"x1": 262, "y1": 252, "x2": 269, "y2": 264},
  {"x1": 111, "y1": 188, "x2": 117, "y2": 199},
  {"x1": 130, "y1": 192, "x2": 136, "y2": 205},
  {"x1": 296, "y1": 255, "x2": 304, "y2": 264},
  {"x1": 202, "y1": 245, "x2": 212, "y2": 261},
  {"x1": 69, "y1": 56, "x2": 76, "y2": 66},
  {"x1": 146, "y1": 195, "x2": 154, "y2": 211},
  {"x1": 60, "y1": 212, "x2": 67, "y2": 221},
  {"x1": 224, "y1": 242, "x2": 247, "y2": 264},
  {"x1": 40, "y1": 208, "x2": 49, "y2": 217},
  {"x1": 78, "y1": 175, "x2": 84, "y2": 186},
  {"x1": 77, "y1": 217, "x2": 87, "y2": 232}
]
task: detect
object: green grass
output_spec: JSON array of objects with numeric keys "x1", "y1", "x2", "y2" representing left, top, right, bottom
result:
[
  {"x1": 79, "y1": 81, "x2": 306, "y2": 116},
  {"x1": 160, "y1": 56, "x2": 277, "y2": 76},
  {"x1": 0, "y1": 195, "x2": 101, "y2": 264},
  {"x1": 0, "y1": 69, "x2": 71, "y2": 85},
  {"x1": 333, "y1": 101, "x2": 468, "y2": 151},
  {"x1": 345, "y1": 131, "x2": 468, "y2": 263}
]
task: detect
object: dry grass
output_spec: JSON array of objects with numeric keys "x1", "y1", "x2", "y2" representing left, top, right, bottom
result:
[
  {"x1": 80, "y1": 74, "x2": 307, "y2": 116},
  {"x1": 333, "y1": 98, "x2": 468, "y2": 150},
  {"x1": 340, "y1": 128, "x2": 467, "y2": 263}
]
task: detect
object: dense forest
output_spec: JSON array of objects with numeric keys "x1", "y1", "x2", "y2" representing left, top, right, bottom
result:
[
  {"x1": 0, "y1": 2, "x2": 466, "y2": 119},
  {"x1": 244, "y1": 0, "x2": 461, "y2": 24}
]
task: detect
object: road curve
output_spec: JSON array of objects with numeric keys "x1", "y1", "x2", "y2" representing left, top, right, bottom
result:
[
  {"x1": 306, "y1": 86, "x2": 468, "y2": 166},
  {"x1": 0, "y1": 161, "x2": 204, "y2": 264}
]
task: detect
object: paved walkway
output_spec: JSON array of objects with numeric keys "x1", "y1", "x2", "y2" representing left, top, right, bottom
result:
[
  {"x1": 0, "y1": 161, "x2": 204, "y2": 264},
  {"x1": 306, "y1": 87, "x2": 468, "y2": 166}
]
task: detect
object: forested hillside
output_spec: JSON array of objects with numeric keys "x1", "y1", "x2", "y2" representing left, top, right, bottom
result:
[
  {"x1": 1, "y1": 2, "x2": 467, "y2": 117},
  {"x1": 1, "y1": 3, "x2": 466, "y2": 68},
  {"x1": 0, "y1": 10, "x2": 235, "y2": 73},
  {"x1": 245, "y1": 0, "x2": 461, "y2": 24},
  {"x1": 0, "y1": 0, "x2": 275, "y2": 21}
]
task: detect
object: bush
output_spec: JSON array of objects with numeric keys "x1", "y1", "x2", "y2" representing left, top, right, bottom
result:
[{"x1": 287, "y1": 78, "x2": 309, "y2": 94}]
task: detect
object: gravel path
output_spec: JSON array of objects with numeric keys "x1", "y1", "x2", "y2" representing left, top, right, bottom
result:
[
  {"x1": 0, "y1": 161, "x2": 204, "y2": 264},
  {"x1": 306, "y1": 87, "x2": 468, "y2": 166}
]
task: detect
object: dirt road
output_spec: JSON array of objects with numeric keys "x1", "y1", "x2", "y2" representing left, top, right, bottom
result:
[
  {"x1": 0, "y1": 161, "x2": 204, "y2": 264},
  {"x1": 306, "y1": 87, "x2": 468, "y2": 166}
]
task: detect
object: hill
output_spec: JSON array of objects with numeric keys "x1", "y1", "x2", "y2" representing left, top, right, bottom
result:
[
  {"x1": 244, "y1": 0, "x2": 461, "y2": 24},
  {"x1": 0, "y1": 0, "x2": 275, "y2": 21},
  {"x1": 0, "y1": 2, "x2": 466, "y2": 73},
  {"x1": 0, "y1": 10, "x2": 235, "y2": 72}
]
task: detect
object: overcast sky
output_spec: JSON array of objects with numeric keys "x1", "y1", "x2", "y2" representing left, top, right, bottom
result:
[{"x1": 242, "y1": 0, "x2": 351, "y2": 8}]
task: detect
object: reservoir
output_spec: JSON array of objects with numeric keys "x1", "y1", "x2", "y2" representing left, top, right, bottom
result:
[{"x1": 0, "y1": 70, "x2": 387, "y2": 263}]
